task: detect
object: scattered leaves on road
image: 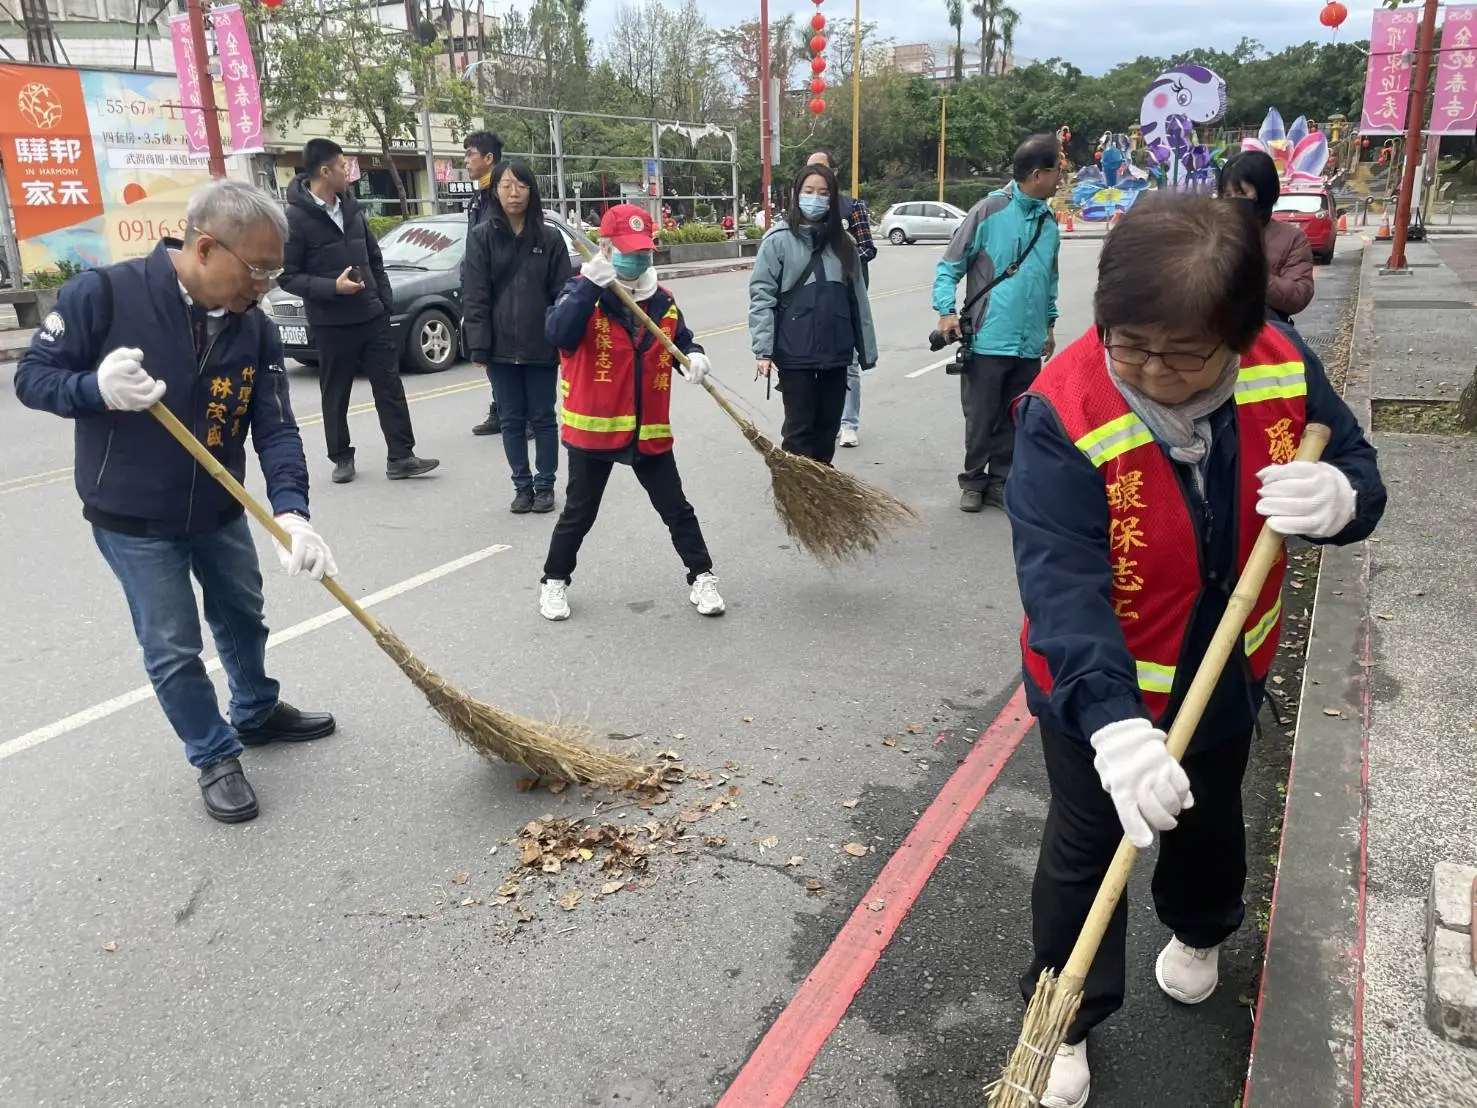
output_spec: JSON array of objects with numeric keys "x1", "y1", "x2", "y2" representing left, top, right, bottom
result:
[
  {"x1": 841, "y1": 798, "x2": 860, "y2": 809},
  {"x1": 753, "y1": 835, "x2": 779, "y2": 852},
  {"x1": 788, "y1": 855, "x2": 805, "y2": 867},
  {"x1": 558, "y1": 890, "x2": 582, "y2": 912},
  {"x1": 806, "y1": 879, "x2": 823, "y2": 892},
  {"x1": 867, "y1": 898, "x2": 887, "y2": 912},
  {"x1": 102, "y1": 941, "x2": 118, "y2": 953},
  {"x1": 843, "y1": 842, "x2": 869, "y2": 858},
  {"x1": 882, "y1": 735, "x2": 898, "y2": 747},
  {"x1": 1322, "y1": 708, "x2": 1343, "y2": 718},
  {"x1": 906, "y1": 723, "x2": 923, "y2": 734},
  {"x1": 451, "y1": 873, "x2": 469, "y2": 886}
]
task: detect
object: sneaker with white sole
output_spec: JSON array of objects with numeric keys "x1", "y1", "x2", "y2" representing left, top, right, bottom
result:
[
  {"x1": 539, "y1": 579, "x2": 571, "y2": 621},
  {"x1": 838, "y1": 427, "x2": 859, "y2": 448},
  {"x1": 1042, "y1": 1040, "x2": 1090, "y2": 1108},
  {"x1": 1156, "y1": 938, "x2": 1220, "y2": 1004},
  {"x1": 689, "y1": 572, "x2": 725, "y2": 616}
]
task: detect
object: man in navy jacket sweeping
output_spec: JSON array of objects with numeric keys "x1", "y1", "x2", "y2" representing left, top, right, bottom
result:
[{"x1": 15, "y1": 180, "x2": 339, "y2": 825}]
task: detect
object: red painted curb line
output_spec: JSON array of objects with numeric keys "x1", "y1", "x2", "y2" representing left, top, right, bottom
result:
[{"x1": 717, "y1": 686, "x2": 1035, "y2": 1107}]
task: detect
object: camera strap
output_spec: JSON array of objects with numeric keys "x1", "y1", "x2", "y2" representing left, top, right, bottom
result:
[{"x1": 958, "y1": 210, "x2": 1048, "y2": 322}]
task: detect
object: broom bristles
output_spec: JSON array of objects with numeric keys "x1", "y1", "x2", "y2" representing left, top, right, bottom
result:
[
  {"x1": 713, "y1": 388, "x2": 918, "y2": 567},
  {"x1": 985, "y1": 968, "x2": 1083, "y2": 1106},
  {"x1": 371, "y1": 625, "x2": 650, "y2": 788}
]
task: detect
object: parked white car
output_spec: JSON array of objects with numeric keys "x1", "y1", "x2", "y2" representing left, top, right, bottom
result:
[{"x1": 878, "y1": 201, "x2": 969, "y2": 245}]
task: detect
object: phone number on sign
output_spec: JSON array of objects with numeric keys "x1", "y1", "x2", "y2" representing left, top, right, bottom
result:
[{"x1": 115, "y1": 216, "x2": 188, "y2": 243}]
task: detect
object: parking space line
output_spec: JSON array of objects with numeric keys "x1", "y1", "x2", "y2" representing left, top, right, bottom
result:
[
  {"x1": 716, "y1": 686, "x2": 1035, "y2": 1108},
  {"x1": 906, "y1": 357, "x2": 955, "y2": 379},
  {"x1": 0, "y1": 542, "x2": 511, "y2": 764}
]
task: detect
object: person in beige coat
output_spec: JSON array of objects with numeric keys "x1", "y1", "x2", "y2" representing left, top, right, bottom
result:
[{"x1": 1217, "y1": 151, "x2": 1314, "y2": 323}]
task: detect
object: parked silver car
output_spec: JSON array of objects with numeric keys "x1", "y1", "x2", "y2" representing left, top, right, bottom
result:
[{"x1": 877, "y1": 201, "x2": 969, "y2": 245}]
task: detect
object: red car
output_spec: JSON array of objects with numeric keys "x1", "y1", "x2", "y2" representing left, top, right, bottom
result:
[{"x1": 1272, "y1": 185, "x2": 1337, "y2": 265}]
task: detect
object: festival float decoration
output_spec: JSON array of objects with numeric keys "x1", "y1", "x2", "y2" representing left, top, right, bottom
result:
[
  {"x1": 1240, "y1": 107, "x2": 1330, "y2": 186},
  {"x1": 1139, "y1": 63, "x2": 1229, "y2": 192}
]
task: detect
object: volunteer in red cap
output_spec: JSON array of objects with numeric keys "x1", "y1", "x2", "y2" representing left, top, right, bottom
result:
[{"x1": 537, "y1": 204, "x2": 723, "y2": 622}]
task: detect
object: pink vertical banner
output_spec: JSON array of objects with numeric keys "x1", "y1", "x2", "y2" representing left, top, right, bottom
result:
[
  {"x1": 1360, "y1": 7, "x2": 1421, "y2": 135},
  {"x1": 210, "y1": 4, "x2": 264, "y2": 154},
  {"x1": 168, "y1": 14, "x2": 210, "y2": 157},
  {"x1": 1432, "y1": 5, "x2": 1477, "y2": 136}
]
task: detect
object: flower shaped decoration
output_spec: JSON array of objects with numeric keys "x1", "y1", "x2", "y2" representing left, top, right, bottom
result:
[{"x1": 1241, "y1": 107, "x2": 1328, "y2": 186}]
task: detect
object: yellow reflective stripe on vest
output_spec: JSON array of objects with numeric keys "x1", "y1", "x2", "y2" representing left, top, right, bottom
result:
[
  {"x1": 1136, "y1": 659, "x2": 1176, "y2": 694},
  {"x1": 1235, "y1": 361, "x2": 1307, "y2": 406},
  {"x1": 1244, "y1": 594, "x2": 1283, "y2": 656},
  {"x1": 562, "y1": 409, "x2": 637, "y2": 433},
  {"x1": 1074, "y1": 412, "x2": 1155, "y2": 468},
  {"x1": 639, "y1": 423, "x2": 672, "y2": 441}
]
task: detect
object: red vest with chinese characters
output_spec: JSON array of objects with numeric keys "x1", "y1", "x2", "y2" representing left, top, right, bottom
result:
[
  {"x1": 1019, "y1": 325, "x2": 1308, "y2": 722},
  {"x1": 559, "y1": 298, "x2": 678, "y2": 455}
]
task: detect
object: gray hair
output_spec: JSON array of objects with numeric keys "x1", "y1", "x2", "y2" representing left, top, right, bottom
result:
[{"x1": 185, "y1": 179, "x2": 289, "y2": 243}]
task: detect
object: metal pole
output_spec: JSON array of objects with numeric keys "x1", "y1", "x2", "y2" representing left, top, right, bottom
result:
[
  {"x1": 651, "y1": 118, "x2": 662, "y2": 225},
  {"x1": 937, "y1": 96, "x2": 947, "y2": 202},
  {"x1": 759, "y1": 0, "x2": 772, "y2": 227},
  {"x1": 850, "y1": 0, "x2": 860, "y2": 197},
  {"x1": 0, "y1": 161, "x2": 22, "y2": 288},
  {"x1": 1387, "y1": 0, "x2": 1440, "y2": 272},
  {"x1": 551, "y1": 111, "x2": 566, "y2": 215},
  {"x1": 186, "y1": 0, "x2": 226, "y2": 178},
  {"x1": 419, "y1": 0, "x2": 437, "y2": 215},
  {"x1": 730, "y1": 132, "x2": 740, "y2": 232}
]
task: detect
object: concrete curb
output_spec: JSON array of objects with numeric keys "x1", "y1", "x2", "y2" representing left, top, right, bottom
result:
[
  {"x1": 656, "y1": 259, "x2": 755, "y2": 281},
  {"x1": 1243, "y1": 249, "x2": 1379, "y2": 1108}
]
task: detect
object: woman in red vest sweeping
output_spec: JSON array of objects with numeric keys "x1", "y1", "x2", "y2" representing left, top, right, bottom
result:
[
  {"x1": 1006, "y1": 193, "x2": 1385, "y2": 1108},
  {"x1": 538, "y1": 204, "x2": 721, "y2": 622}
]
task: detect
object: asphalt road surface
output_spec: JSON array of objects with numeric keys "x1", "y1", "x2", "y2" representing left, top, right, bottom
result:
[{"x1": 0, "y1": 236, "x2": 1351, "y2": 1108}]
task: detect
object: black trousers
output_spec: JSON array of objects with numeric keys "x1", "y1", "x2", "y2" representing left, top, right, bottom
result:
[
  {"x1": 542, "y1": 449, "x2": 712, "y2": 584},
  {"x1": 959, "y1": 354, "x2": 1041, "y2": 491},
  {"x1": 778, "y1": 367, "x2": 849, "y2": 465},
  {"x1": 1020, "y1": 724, "x2": 1251, "y2": 1043},
  {"x1": 316, "y1": 317, "x2": 415, "y2": 463}
]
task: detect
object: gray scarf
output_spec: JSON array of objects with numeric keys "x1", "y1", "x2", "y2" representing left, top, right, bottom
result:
[{"x1": 1108, "y1": 352, "x2": 1240, "y2": 467}]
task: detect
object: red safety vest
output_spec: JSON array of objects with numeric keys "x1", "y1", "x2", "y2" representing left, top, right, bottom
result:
[
  {"x1": 560, "y1": 297, "x2": 679, "y2": 455},
  {"x1": 1019, "y1": 325, "x2": 1309, "y2": 721}
]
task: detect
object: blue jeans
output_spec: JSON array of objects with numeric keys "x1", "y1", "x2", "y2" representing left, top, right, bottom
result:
[
  {"x1": 841, "y1": 362, "x2": 861, "y2": 431},
  {"x1": 93, "y1": 516, "x2": 280, "y2": 768},
  {"x1": 487, "y1": 363, "x2": 559, "y2": 492}
]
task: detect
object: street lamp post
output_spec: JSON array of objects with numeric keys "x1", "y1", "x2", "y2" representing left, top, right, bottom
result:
[
  {"x1": 850, "y1": 0, "x2": 860, "y2": 197},
  {"x1": 937, "y1": 96, "x2": 948, "y2": 202},
  {"x1": 760, "y1": 0, "x2": 772, "y2": 227},
  {"x1": 1386, "y1": 0, "x2": 1440, "y2": 272}
]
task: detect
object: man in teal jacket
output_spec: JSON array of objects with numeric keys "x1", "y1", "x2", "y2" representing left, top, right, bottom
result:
[{"x1": 933, "y1": 134, "x2": 1062, "y2": 512}]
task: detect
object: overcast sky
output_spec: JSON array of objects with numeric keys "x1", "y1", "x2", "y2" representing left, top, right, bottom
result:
[{"x1": 505, "y1": 0, "x2": 1384, "y2": 77}]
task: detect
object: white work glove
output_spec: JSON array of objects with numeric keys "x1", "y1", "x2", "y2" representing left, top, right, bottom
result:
[
  {"x1": 1256, "y1": 461, "x2": 1357, "y2": 539},
  {"x1": 272, "y1": 513, "x2": 338, "y2": 581},
  {"x1": 96, "y1": 346, "x2": 166, "y2": 411},
  {"x1": 581, "y1": 252, "x2": 616, "y2": 288},
  {"x1": 1089, "y1": 719, "x2": 1194, "y2": 849},
  {"x1": 682, "y1": 352, "x2": 711, "y2": 384}
]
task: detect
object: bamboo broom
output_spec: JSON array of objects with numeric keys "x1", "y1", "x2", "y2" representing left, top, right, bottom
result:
[
  {"x1": 547, "y1": 214, "x2": 917, "y2": 568},
  {"x1": 987, "y1": 422, "x2": 1333, "y2": 1105},
  {"x1": 148, "y1": 402, "x2": 649, "y2": 789}
]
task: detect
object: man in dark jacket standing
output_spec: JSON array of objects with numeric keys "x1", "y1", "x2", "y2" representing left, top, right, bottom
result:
[
  {"x1": 280, "y1": 138, "x2": 438, "y2": 484},
  {"x1": 462, "y1": 129, "x2": 505, "y2": 436},
  {"x1": 15, "y1": 179, "x2": 339, "y2": 825}
]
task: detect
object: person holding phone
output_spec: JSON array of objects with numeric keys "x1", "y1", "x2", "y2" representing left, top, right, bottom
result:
[{"x1": 280, "y1": 138, "x2": 438, "y2": 485}]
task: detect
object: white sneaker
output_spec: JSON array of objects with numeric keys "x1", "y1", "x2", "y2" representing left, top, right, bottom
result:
[
  {"x1": 838, "y1": 427, "x2": 859, "y2": 448},
  {"x1": 539, "y1": 579, "x2": 571, "y2": 621},
  {"x1": 1042, "y1": 1040, "x2": 1090, "y2": 1108},
  {"x1": 1156, "y1": 938, "x2": 1220, "y2": 1004},
  {"x1": 689, "y1": 572, "x2": 725, "y2": 616}
]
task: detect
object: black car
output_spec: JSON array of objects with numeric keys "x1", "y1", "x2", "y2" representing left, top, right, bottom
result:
[{"x1": 263, "y1": 213, "x2": 581, "y2": 373}]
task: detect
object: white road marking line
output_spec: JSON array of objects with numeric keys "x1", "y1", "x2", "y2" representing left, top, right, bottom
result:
[
  {"x1": 906, "y1": 357, "x2": 956, "y2": 379},
  {"x1": 0, "y1": 543, "x2": 511, "y2": 764}
]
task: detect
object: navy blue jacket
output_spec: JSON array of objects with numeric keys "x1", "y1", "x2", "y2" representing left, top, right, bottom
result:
[
  {"x1": 14, "y1": 241, "x2": 310, "y2": 536},
  {"x1": 1006, "y1": 324, "x2": 1386, "y2": 750}
]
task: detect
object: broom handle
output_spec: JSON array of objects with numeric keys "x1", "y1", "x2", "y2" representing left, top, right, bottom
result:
[
  {"x1": 1058, "y1": 421, "x2": 1332, "y2": 986},
  {"x1": 147, "y1": 401, "x2": 384, "y2": 639}
]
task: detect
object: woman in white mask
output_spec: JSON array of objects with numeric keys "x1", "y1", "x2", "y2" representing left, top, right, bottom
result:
[{"x1": 748, "y1": 164, "x2": 877, "y2": 464}]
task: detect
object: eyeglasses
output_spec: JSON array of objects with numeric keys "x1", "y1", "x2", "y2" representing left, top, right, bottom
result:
[
  {"x1": 1104, "y1": 342, "x2": 1221, "y2": 375},
  {"x1": 194, "y1": 227, "x2": 283, "y2": 281},
  {"x1": 497, "y1": 180, "x2": 531, "y2": 193}
]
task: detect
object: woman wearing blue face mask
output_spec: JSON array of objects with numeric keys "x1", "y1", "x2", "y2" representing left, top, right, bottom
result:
[{"x1": 748, "y1": 165, "x2": 878, "y2": 464}]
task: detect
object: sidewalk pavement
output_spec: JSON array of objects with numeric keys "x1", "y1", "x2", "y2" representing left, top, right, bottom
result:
[
  {"x1": 1246, "y1": 241, "x2": 1477, "y2": 1106},
  {"x1": 655, "y1": 256, "x2": 755, "y2": 281}
]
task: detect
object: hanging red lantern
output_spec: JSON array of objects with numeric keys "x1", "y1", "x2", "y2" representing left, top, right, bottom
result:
[
  {"x1": 811, "y1": 12, "x2": 825, "y2": 30},
  {"x1": 262, "y1": 0, "x2": 284, "y2": 8},
  {"x1": 1319, "y1": 1, "x2": 1347, "y2": 30},
  {"x1": 811, "y1": 0, "x2": 823, "y2": 5},
  {"x1": 810, "y1": 77, "x2": 826, "y2": 94},
  {"x1": 811, "y1": 34, "x2": 827, "y2": 53},
  {"x1": 1361, "y1": 137, "x2": 1370, "y2": 148},
  {"x1": 811, "y1": 56, "x2": 827, "y2": 74},
  {"x1": 810, "y1": 98, "x2": 826, "y2": 115}
]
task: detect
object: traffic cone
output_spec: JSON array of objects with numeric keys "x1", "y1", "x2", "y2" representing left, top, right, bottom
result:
[
  {"x1": 1065, "y1": 209, "x2": 1075, "y2": 233},
  {"x1": 1375, "y1": 211, "x2": 1391, "y2": 240},
  {"x1": 1337, "y1": 212, "x2": 1348, "y2": 233}
]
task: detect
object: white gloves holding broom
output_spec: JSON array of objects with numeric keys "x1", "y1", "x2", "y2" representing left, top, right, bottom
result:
[
  {"x1": 273, "y1": 512, "x2": 338, "y2": 581},
  {"x1": 97, "y1": 347, "x2": 166, "y2": 411},
  {"x1": 681, "y1": 352, "x2": 711, "y2": 384},
  {"x1": 1090, "y1": 719, "x2": 1194, "y2": 849}
]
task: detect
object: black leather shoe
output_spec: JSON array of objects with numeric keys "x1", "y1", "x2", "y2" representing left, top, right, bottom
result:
[
  {"x1": 531, "y1": 489, "x2": 556, "y2": 513},
  {"x1": 387, "y1": 455, "x2": 440, "y2": 480},
  {"x1": 331, "y1": 459, "x2": 355, "y2": 484},
  {"x1": 472, "y1": 404, "x2": 501, "y2": 436},
  {"x1": 510, "y1": 487, "x2": 535, "y2": 514},
  {"x1": 236, "y1": 700, "x2": 336, "y2": 747},
  {"x1": 960, "y1": 489, "x2": 984, "y2": 513},
  {"x1": 199, "y1": 758, "x2": 259, "y2": 823}
]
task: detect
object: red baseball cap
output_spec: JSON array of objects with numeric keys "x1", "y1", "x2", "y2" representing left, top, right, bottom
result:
[{"x1": 600, "y1": 204, "x2": 657, "y2": 252}]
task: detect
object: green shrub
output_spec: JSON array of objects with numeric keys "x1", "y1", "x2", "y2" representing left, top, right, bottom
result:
[
  {"x1": 25, "y1": 259, "x2": 89, "y2": 289},
  {"x1": 694, "y1": 202, "x2": 713, "y2": 220},
  {"x1": 658, "y1": 224, "x2": 729, "y2": 245},
  {"x1": 743, "y1": 224, "x2": 765, "y2": 239},
  {"x1": 368, "y1": 215, "x2": 406, "y2": 239}
]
